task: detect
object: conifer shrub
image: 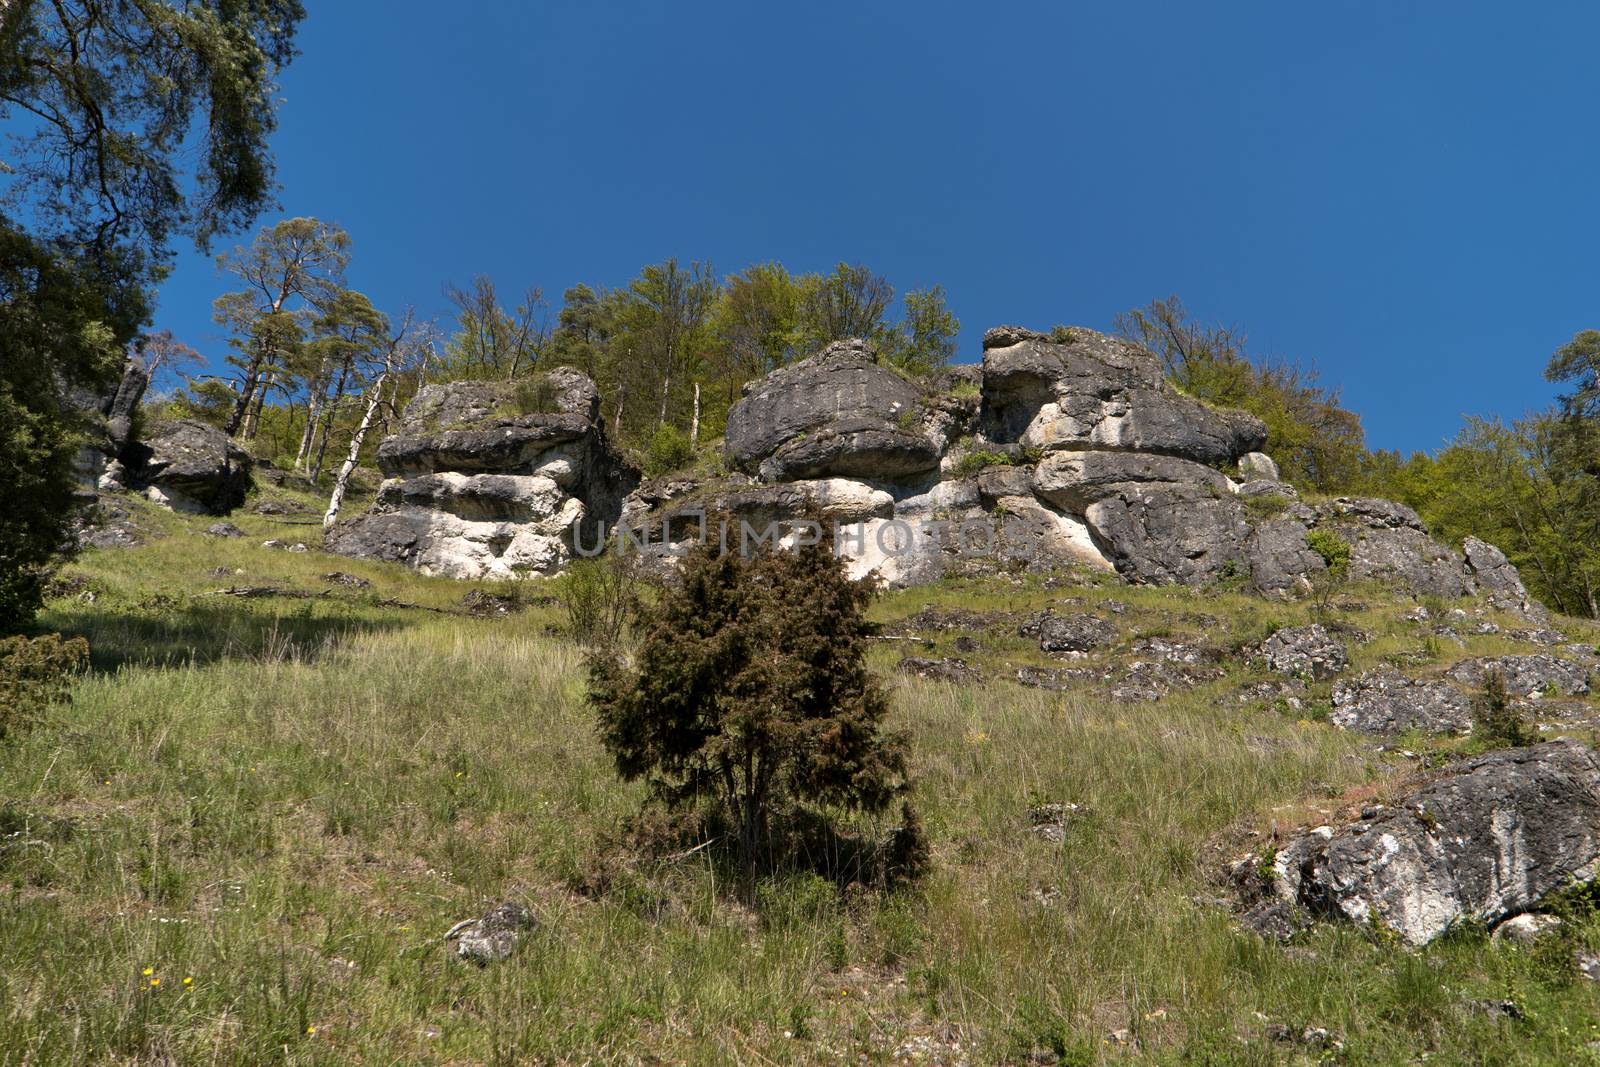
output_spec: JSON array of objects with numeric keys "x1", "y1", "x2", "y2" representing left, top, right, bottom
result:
[
  {"x1": 586, "y1": 532, "x2": 919, "y2": 882},
  {"x1": 0, "y1": 633, "x2": 89, "y2": 740}
]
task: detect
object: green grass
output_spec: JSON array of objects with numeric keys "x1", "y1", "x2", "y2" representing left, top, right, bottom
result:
[{"x1": 4, "y1": 504, "x2": 1600, "y2": 1063}]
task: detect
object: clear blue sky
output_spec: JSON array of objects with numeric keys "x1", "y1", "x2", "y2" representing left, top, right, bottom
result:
[{"x1": 152, "y1": 1, "x2": 1600, "y2": 455}]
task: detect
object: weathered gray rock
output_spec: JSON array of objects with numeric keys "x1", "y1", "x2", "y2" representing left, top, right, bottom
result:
[
  {"x1": 979, "y1": 325, "x2": 1266, "y2": 464},
  {"x1": 1238, "y1": 452, "x2": 1280, "y2": 481},
  {"x1": 1033, "y1": 450, "x2": 1248, "y2": 584},
  {"x1": 205, "y1": 522, "x2": 244, "y2": 538},
  {"x1": 447, "y1": 901, "x2": 535, "y2": 965},
  {"x1": 1234, "y1": 478, "x2": 1298, "y2": 500},
  {"x1": 328, "y1": 371, "x2": 638, "y2": 580},
  {"x1": 1330, "y1": 669, "x2": 1475, "y2": 735},
  {"x1": 1444, "y1": 655, "x2": 1592, "y2": 697},
  {"x1": 896, "y1": 656, "x2": 982, "y2": 684},
  {"x1": 724, "y1": 339, "x2": 937, "y2": 482},
  {"x1": 123, "y1": 419, "x2": 253, "y2": 514},
  {"x1": 1316, "y1": 498, "x2": 1475, "y2": 599},
  {"x1": 1273, "y1": 741, "x2": 1600, "y2": 945},
  {"x1": 1492, "y1": 913, "x2": 1563, "y2": 944},
  {"x1": 1037, "y1": 612, "x2": 1117, "y2": 654},
  {"x1": 1462, "y1": 536, "x2": 1546, "y2": 619},
  {"x1": 1244, "y1": 519, "x2": 1324, "y2": 595},
  {"x1": 1258, "y1": 625, "x2": 1348, "y2": 680}
]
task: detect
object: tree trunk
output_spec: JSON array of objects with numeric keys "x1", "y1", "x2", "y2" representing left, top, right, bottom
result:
[
  {"x1": 309, "y1": 354, "x2": 354, "y2": 485},
  {"x1": 225, "y1": 353, "x2": 264, "y2": 436},
  {"x1": 690, "y1": 381, "x2": 701, "y2": 449},
  {"x1": 324, "y1": 374, "x2": 388, "y2": 530},
  {"x1": 294, "y1": 359, "x2": 329, "y2": 469},
  {"x1": 242, "y1": 370, "x2": 273, "y2": 441}
]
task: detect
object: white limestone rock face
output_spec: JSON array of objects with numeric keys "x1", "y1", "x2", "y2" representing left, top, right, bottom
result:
[
  {"x1": 325, "y1": 369, "x2": 638, "y2": 579},
  {"x1": 1272, "y1": 741, "x2": 1600, "y2": 945}
]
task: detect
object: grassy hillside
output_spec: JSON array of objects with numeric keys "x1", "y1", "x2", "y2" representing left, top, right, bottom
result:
[{"x1": 5, "y1": 493, "x2": 1600, "y2": 1065}]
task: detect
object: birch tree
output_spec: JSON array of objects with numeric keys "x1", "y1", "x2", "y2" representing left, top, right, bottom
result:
[{"x1": 323, "y1": 310, "x2": 429, "y2": 529}]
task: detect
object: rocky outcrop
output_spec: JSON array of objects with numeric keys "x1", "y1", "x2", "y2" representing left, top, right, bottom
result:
[
  {"x1": 1037, "y1": 612, "x2": 1117, "y2": 654},
  {"x1": 1330, "y1": 669, "x2": 1475, "y2": 735},
  {"x1": 326, "y1": 368, "x2": 637, "y2": 579},
  {"x1": 978, "y1": 326, "x2": 1266, "y2": 464},
  {"x1": 1257, "y1": 625, "x2": 1349, "y2": 680},
  {"x1": 331, "y1": 325, "x2": 1542, "y2": 609},
  {"x1": 1033, "y1": 451, "x2": 1248, "y2": 584},
  {"x1": 1462, "y1": 537, "x2": 1546, "y2": 619},
  {"x1": 1443, "y1": 655, "x2": 1592, "y2": 697},
  {"x1": 1270, "y1": 741, "x2": 1600, "y2": 944},
  {"x1": 120, "y1": 419, "x2": 253, "y2": 514},
  {"x1": 724, "y1": 339, "x2": 942, "y2": 482}
]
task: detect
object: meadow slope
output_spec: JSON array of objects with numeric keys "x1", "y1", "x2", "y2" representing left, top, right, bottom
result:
[{"x1": 4, "y1": 493, "x2": 1600, "y2": 1065}]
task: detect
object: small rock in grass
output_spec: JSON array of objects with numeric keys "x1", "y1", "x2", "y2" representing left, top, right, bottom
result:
[
  {"x1": 206, "y1": 522, "x2": 243, "y2": 537},
  {"x1": 447, "y1": 901, "x2": 534, "y2": 965},
  {"x1": 1492, "y1": 913, "x2": 1563, "y2": 944}
]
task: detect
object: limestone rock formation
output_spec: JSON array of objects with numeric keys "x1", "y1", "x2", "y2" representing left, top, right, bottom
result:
[
  {"x1": 978, "y1": 326, "x2": 1266, "y2": 464},
  {"x1": 724, "y1": 339, "x2": 943, "y2": 482},
  {"x1": 1257, "y1": 625, "x2": 1349, "y2": 681},
  {"x1": 121, "y1": 419, "x2": 253, "y2": 514},
  {"x1": 331, "y1": 325, "x2": 1543, "y2": 610},
  {"x1": 326, "y1": 368, "x2": 637, "y2": 579},
  {"x1": 1270, "y1": 741, "x2": 1600, "y2": 945},
  {"x1": 1329, "y1": 669, "x2": 1475, "y2": 735},
  {"x1": 1443, "y1": 654, "x2": 1592, "y2": 697}
]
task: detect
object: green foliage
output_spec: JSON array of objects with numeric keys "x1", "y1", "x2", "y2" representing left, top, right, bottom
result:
[
  {"x1": 795, "y1": 262, "x2": 895, "y2": 352},
  {"x1": 586, "y1": 537, "x2": 913, "y2": 878},
  {"x1": 556, "y1": 555, "x2": 640, "y2": 648},
  {"x1": 1305, "y1": 529, "x2": 1352, "y2": 577},
  {"x1": 0, "y1": 224, "x2": 134, "y2": 631},
  {"x1": 953, "y1": 450, "x2": 1018, "y2": 477},
  {"x1": 1474, "y1": 668, "x2": 1534, "y2": 748},
  {"x1": 1115, "y1": 296, "x2": 1368, "y2": 491},
  {"x1": 0, "y1": 0, "x2": 305, "y2": 261},
  {"x1": 436, "y1": 275, "x2": 547, "y2": 381},
  {"x1": 0, "y1": 632, "x2": 88, "y2": 739},
  {"x1": 1048, "y1": 325, "x2": 1076, "y2": 344},
  {"x1": 640, "y1": 423, "x2": 696, "y2": 478},
  {"x1": 1241, "y1": 493, "x2": 1294, "y2": 521},
  {"x1": 883, "y1": 285, "x2": 960, "y2": 377}
]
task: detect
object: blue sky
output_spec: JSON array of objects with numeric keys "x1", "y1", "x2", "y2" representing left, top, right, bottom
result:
[{"x1": 152, "y1": 1, "x2": 1599, "y2": 455}]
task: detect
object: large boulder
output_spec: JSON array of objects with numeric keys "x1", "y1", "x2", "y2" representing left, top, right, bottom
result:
[
  {"x1": 326, "y1": 369, "x2": 637, "y2": 579},
  {"x1": 724, "y1": 339, "x2": 939, "y2": 482},
  {"x1": 1462, "y1": 536, "x2": 1546, "y2": 619},
  {"x1": 1315, "y1": 498, "x2": 1475, "y2": 598},
  {"x1": 122, "y1": 418, "x2": 252, "y2": 514},
  {"x1": 979, "y1": 326, "x2": 1266, "y2": 464},
  {"x1": 1272, "y1": 741, "x2": 1600, "y2": 944},
  {"x1": 1033, "y1": 450, "x2": 1248, "y2": 583}
]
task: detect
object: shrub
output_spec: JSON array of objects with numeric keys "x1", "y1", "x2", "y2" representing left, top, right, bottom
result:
[
  {"x1": 586, "y1": 534, "x2": 915, "y2": 881},
  {"x1": 1048, "y1": 325, "x2": 1076, "y2": 344},
  {"x1": 0, "y1": 633, "x2": 88, "y2": 739},
  {"x1": 952, "y1": 449, "x2": 1016, "y2": 477},
  {"x1": 1306, "y1": 528, "x2": 1353, "y2": 618},
  {"x1": 1475, "y1": 667, "x2": 1533, "y2": 748},
  {"x1": 508, "y1": 372, "x2": 561, "y2": 415},
  {"x1": 557, "y1": 553, "x2": 640, "y2": 648},
  {"x1": 640, "y1": 424, "x2": 695, "y2": 478}
]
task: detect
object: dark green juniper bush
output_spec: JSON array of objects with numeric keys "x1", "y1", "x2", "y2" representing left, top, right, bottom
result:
[{"x1": 586, "y1": 531, "x2": 916, "y2": 881}]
